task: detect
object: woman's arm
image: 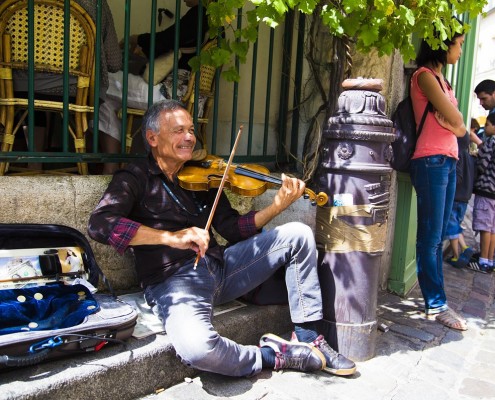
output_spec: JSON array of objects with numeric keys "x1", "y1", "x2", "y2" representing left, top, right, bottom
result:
[{"x1": 418, "y1": 71, "x2": 466, "y2": 137}]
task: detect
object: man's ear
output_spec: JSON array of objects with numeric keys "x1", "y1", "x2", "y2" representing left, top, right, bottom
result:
[{"x1": 146, "y1": 130, "x2": 158, "y2": 148}]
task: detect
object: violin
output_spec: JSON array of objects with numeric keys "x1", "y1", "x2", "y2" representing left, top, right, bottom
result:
[{"x1": 178, "y1": 154, "x2": 328, "y2": 206}]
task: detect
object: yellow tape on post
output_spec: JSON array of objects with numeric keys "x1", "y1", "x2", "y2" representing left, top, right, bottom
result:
[{"x1": 315, "y1": 204, "x2": 387, "y2": 254}]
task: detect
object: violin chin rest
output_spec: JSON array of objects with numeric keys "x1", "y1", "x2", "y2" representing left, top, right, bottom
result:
[{"x1": 191, "y1": 148, "x2": 208, "y2": 161}]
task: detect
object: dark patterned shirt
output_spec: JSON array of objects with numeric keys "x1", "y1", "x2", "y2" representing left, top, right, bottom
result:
[
  {"x1": 474, "y1": 135, "x2": 495, "y2": 200},
  {"x1": 88, "y1": 154, "x2": 259, "y2": 288}
]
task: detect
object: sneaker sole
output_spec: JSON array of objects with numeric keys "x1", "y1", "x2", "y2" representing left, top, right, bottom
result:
[
  {"x1": 260, "y1": 333, "x2": 327, "y2": 370},
  {"x1": 287, "y1": 333, "x2": 357, "y2": 376},
  {"x1": 322, "y1": 364, "x2": 357, "y2": 376}
]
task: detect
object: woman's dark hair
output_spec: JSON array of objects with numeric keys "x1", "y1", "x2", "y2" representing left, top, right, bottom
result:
[{"x1": 416, "y1": 18, "x2": 464, "y2": 68}]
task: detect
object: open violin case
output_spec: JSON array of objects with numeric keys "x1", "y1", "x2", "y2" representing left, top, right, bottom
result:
[{"x1": 0, "y1": 224, "x2": 138, "y2": 369}]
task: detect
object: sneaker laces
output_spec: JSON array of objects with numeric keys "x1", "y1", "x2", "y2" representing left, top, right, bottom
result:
[
  {"x1": 313, "y1": 335, "x2": 339, "y2": 363},
  {"x1": 274, "y1": 352, "x2": 303, "y2": 371}
]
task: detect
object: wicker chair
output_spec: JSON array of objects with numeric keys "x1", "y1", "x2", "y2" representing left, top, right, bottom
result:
[
  {"x1": 122, "y1": 39, "x2": 218, "y2": 153},
  {"x1": 0, "y1": 0, "x2": 95, "y2": 175}
]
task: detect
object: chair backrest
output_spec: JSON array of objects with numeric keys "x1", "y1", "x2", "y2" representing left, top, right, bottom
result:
[
  {"x1": 182, "y1": 39, "x2": 218, "y2": 114},
  {"x1": 197, "y1": 40, "x2": 217, "y2": 93},
  {"x1": 0, "y1": 0, "x2": 96, "y2": 104},
  {"x1": 180, "y1": 39, "x2": 218, "y2": 148}
]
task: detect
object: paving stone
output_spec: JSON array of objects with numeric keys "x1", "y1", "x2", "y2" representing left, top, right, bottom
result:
[
  {"x1": 468, "y1": 290, "x2": 492, "y2": 303},
  {"x1": 462, "y1": 304, "x2": 487, "y2": 319},
  {"x1": 423, "y1": 345, "x2": 468, "y2": 371},
  {"x1": 466, "y1": 362, "x2": 495, "y2": 382},
  {"x1": 440, "y1": 333, "x2": 475, "y2": 357},
  {"x1": 459, "y1": 378, "x2": 495, "y2": 399},
  {"x1": 389, "y1": 323, "x2": 435, "y2": 342},
  {"x1": 392, "y1": 380, "x2": 455, "y2": 400},
  {"x1": 474, "y1": 348, "x2": 495, "y2": 365}
]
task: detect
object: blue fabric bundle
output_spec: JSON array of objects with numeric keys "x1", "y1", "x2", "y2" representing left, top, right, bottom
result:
[{"x1": 0, "y1": 283, "x2": 99, "y2": 335}]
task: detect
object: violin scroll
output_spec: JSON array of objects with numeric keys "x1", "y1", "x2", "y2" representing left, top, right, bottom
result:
[{"x1": 303, "y1": 189, "x2": 328, "y2": 207}]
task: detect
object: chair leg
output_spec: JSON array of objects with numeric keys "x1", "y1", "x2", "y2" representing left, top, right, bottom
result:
[
  {"x1": 74, "y1": 114, "x2": 88, "y2": 175},
  {"x1": 74, "y1": 136, "x2": 88, "y2": 175},
  {"x1": 125, "y1": 115, "x2": 134, "y2": 154},
  {"x1": 0, "y1": 107, "x2": 19, "y2": 175}
]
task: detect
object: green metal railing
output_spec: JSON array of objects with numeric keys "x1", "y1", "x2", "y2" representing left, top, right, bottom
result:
[{"x1": 0, "y1": 0, "x2": 304, "y2": 173}]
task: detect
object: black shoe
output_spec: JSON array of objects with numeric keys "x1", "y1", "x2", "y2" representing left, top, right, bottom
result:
[
  {"x1": 466, "y1": 260, "x2": 491, "y2": 273},
  {"x1": 259, "y1": 333, "x2": 325, "y2": 372},
  {"x1": 291, "y1": 332, "x2": 356, "y2": 376}
]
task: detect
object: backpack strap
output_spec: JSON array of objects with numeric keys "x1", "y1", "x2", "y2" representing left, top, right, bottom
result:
[
  {"x1": 413, "y1": 66, "x2": 446, "y2": 136},
  {"x1": 416, "y1": 103, "x2": 430, "y2": 136}
]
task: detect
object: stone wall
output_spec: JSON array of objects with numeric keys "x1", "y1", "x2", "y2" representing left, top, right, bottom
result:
[{"x1": 0, "y1": 176, "x2": 137, "y2": 292}]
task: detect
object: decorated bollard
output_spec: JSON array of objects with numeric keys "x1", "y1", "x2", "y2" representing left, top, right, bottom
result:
[{"x1": 314, "y1": 78, "x2": 395, "y2": 361}]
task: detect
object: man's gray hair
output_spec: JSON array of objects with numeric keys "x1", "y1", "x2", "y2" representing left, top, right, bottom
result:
[{"x1": 141, "y1": 99, "x2": 187, "y2": 153}]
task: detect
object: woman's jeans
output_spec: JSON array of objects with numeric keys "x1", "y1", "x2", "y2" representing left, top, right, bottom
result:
[
  {"x1": 410, "y1": 155, "x2": 456, "y2": 314},
  {"x1": 144, "y1": 221, "x2": 323, "y2": 377}
]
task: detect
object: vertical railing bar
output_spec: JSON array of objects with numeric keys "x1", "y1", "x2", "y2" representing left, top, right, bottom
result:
[
  {"x1": 290, "y1": 13, "x2": 305, "y2": 162},
  {"x1": 62, "y1": 0, "x2": 71, "y2": 152},
  {"x1": 27, "y1": 0, "x2": 34, "y2": 152},
  {"x1": 193, "y1": 0, "x2": 204, "y2": 126},
  {"x1": 172, "y1": 0, "x2": 181, "y2": 99},
  {"x1": 276, "y1": 11, "x2": 294, "y2": 163},
  {"x1": 263, "y1": 28, "x2": 275, "y2": 156},
  {"x1": 93, "y1": 0, "x2": 102, "y2": 152},
  {"x1": 147, "y1": 0, "x2": 157, "y2": 106},
  {"x1": 230, "y1": 7, "x2": 242, "y2": 148},
  {"x1": 456, "y1": 13, "x2": 477, "y2": 124},
  {"x1": 120, "y1": 0, "x2": 132, "y2": 154},
  {"x1": 247, "y1": 27, "x2": 259, "y2": 156},
  {"x1": 210, "y1": 62, "x2": 221, "y2": 155}
]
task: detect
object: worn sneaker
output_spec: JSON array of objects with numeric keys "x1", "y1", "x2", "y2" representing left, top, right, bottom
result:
[
  {"x1": 259, "y1": 333, "x2": 325, "y2": 372},
  {"x1": 290, "y1": 332, "x2": 356, "y2": 376},
  {"x1": 447, "y1": 257, "x2": 467, "y2": 269},
  {"x1": 466, "y1": 260, "x2": 491, "y2": 274},
  {"x1": 460, "y1": 247, "x2": 475, "y2": 260}
]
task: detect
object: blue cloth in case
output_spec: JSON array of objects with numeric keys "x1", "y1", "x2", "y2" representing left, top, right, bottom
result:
[{"x1": 0, "y1": 283, "x2": 99, "y2": 335}]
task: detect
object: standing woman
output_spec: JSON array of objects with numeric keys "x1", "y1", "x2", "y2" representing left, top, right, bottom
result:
[{"x1": 410, "y1": 23, "x2": 468, "y2": 330}]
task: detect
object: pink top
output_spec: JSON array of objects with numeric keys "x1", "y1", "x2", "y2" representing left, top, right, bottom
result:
[{"x1": 410, "y1": 67, "x2": 459, "y2": 160}]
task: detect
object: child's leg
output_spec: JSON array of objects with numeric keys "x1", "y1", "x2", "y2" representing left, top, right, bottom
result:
[
  {"x1": 458, "y1": 233, "x2": 468, "y2": 250},
  {"x1": 488, "y1": 233, "x2": 495, "y2": 266},
  {"x1": 446, "y1": 202, "x2": 471, "y2": 267},
  {"x1": 450, "y1": 237, "x2": 460, "y2": 259},
  {"x1": 458, "y1": 233, "x2": 475, "y2": 258},
  {"x1": 479, "y1": 230, "x2": 491, "y2": 260}
]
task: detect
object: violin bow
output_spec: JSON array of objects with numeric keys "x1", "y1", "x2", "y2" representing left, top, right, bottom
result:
[{"x1": 194, "y1": 125, "x2": 244, "y2": 269}]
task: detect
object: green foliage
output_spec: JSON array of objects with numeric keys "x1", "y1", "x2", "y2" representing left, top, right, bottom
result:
[{"x1": 195, "y1": 0, "x2": 486, "y2": 81}]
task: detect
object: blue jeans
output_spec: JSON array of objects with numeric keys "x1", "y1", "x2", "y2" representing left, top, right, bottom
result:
[
  {"x1": 410, "y1": 155, "x2": 456, "y2": 314},
  {"x1": 444, "y1": 201, "x2": 468, "y2": 240},
  {"x1": 143, "y1": 222, "x2": 323, "y2": 377}
]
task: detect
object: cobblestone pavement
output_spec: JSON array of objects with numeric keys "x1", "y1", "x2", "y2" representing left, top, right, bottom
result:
[{"x1": 144, "y1": 206, "x2": 495, "y2": 400}]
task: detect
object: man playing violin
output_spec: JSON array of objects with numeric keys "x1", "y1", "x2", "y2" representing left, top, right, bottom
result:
[{"x1": 88, "y1": 99, "x2": 356, "y2": 377}]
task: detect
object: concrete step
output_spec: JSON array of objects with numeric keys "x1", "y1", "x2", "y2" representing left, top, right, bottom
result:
[{"x1": 0, "y1": 303, "x2": 291, "y2": 400}]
